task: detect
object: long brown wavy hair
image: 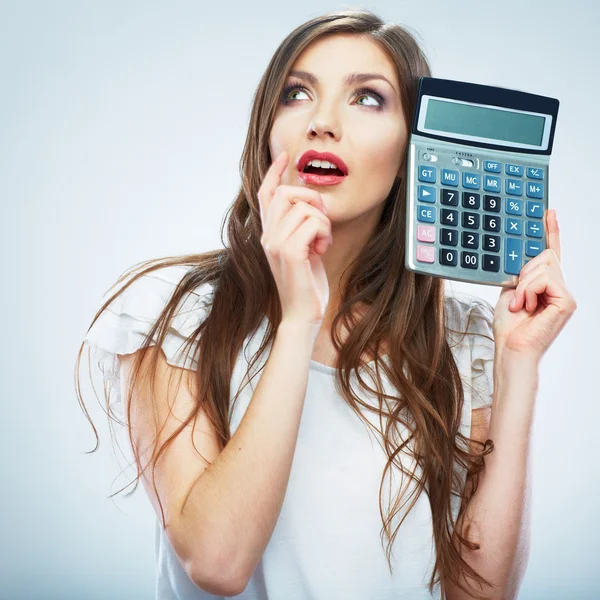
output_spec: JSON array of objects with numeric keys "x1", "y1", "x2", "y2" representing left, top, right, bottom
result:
[{"x1": 75, "y1": 8, "x2": 496, "y2": 599}]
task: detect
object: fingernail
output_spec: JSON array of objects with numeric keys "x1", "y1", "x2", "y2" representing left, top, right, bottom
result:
[{"x1": 510, "y1": 297, "x2": 516, "y2": 309}]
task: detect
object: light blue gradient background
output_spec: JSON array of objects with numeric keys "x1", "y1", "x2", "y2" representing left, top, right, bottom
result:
[{"x1": 2, "y1": 1, "x2": 598, "y2": 598}]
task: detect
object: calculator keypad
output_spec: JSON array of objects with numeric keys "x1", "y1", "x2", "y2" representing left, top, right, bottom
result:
[{"x1": 413, "y1": 151, "x2": 547, "y2": 283}]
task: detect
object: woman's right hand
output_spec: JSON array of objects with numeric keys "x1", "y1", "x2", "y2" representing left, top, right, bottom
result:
[{"x1": 258, "y1": 151, "x2": 332, "y2": 328}]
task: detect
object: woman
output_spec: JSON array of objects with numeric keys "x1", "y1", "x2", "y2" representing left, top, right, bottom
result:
[{"x1": 75, "y1": 9, "x2": 577, "y2": 600}]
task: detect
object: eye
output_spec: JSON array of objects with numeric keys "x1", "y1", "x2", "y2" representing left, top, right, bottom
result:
[
  {"x1": 281, "y1": 83, "x2": 385, "y2": 108},
  {"x1": 355, "y1": 87, "x2": 385, "y2": 108},
  {"x1": 281, "y1": 84, "x2": 310, "y2": 104}
]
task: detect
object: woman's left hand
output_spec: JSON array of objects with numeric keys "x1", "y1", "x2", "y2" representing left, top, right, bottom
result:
[{"x1": 494, "y1": 209, "x2": 577, "y2": 361}]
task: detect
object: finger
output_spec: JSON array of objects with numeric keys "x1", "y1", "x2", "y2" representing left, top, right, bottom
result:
[
  {"x1": 258, "y1": 151, "x2": 289, "y2": 221},
  {"x1": 518, "y1": 247, "x2": 560, "y2": 281},
  {"x1": 511, "y1": 262, "x2": 548, "y2": 310},
  {"x1": 546, "y1": 209, "x2": 561, "y2": 263},
  {"x1": 266, "y1": 185, "x2": 327, "y2": 233},
  {"x1": 521, "y1": 271, "x2": 568, "y2": 313},
  {"x1": 289, "y1": 216, "x2": 332, "y2": 260},
  {"x1": 272, "y1": 200, "x2": 331, "y2": 250}
]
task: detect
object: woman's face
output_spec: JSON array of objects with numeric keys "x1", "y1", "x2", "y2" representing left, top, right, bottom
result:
[{"x1": 269, "y1": 33, "x2": 407, "y2": 223}]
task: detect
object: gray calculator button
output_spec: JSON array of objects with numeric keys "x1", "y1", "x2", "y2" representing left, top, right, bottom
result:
[
  {"x1": 483, "y1": 234, "x2": 501, "y2": 252},
  {"x1": 483, "y1": 215, "x2": 501, "y2": 232},
  {"x1": 440, "y1": 228, "x2": 458, "y2": 246},
  {"x1": 440, "y1": 248, "x2": 458, "y2": 266},
  {"x1": 461, "y1": 251, "x2": 479, "y2": 269},
  {"x1": 462, "y1": 231, "x2": 479, "y2": 249},
  {"x1": 441, "y1": 189, "x2": 459, "y2": 205},
  {"x1": 483, "y1": 195, "x2": 501, "y2": 212},
  {"x1": 462, "y1": 192, "x2": 480, "y2": 209},
  {"x1": 482, "y1": 255, "x2": 500, "y2": 272},
  {"x1": 441, "y1": 209, "x2": 459, "y2": 226},
  {"x1": 462, "y1": 212, "x2": 480, "y2": 229}
]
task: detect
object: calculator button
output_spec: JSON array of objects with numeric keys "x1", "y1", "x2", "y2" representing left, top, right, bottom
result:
[
  {"x1": 483, "y1": 214, "x2": 501, "y2": 232},
  {"x1": 482, "y1": 254, "x2": 500, "y2": 272},
  {"x1": 461, "y1": 251, "x2": 479, "y2": 270},
  {"x1": 440, "y1": 228, "x2": 458, "y2": 246},
  {"x1": 526, "y1": 182, "x2": 544, "y2": 199},
  {"x1": 462, "y1": 172, "x2": 481, "y2": 189},
  {"x1": 417, "y1": 205, "x2": 436, "y2": 223},
  {"x1": 484, "y1": 175, "x2": 501, "y2": 192},
  {"x1": 526, "y1": 221, "x2": 543, "y2": 238},
  {"x1": 483, "y1": 160, "x2": 502, "y2": 173},
  {"x1": 441, "y1": 169, "x2": 459, "y2": 186},
  {"x1": 462, "y1": 212, "x2": 480, "y2": 229},
  {"x1": 441, "y1": 208, "x2": 459, "y2": 226},
  {"x1": 418, "y1": 185, "x2": 436, "y2": 202},
  {"x1": 417, "y1": 245, "x2": 436, "y2": 263},
  {"x1": 505, "y1": 238, "x2": 523, "y2": 275},
  {"x1": 483, "y1": 195, "x2": 501, "y2": 212},
  {"x1": 505, "y1": 218, "x2": 523, "y2": 235},
  {"x1": 417, "y1": 225, "x2": 436, "y2": 243},
  {"x1": 440, "y1": 248, "x2": 458, "y2": 266},
  {"x1": 441, "y1": 189, "x2": 459, "y2": 206},
  {"x1": 462, "y1": 192, "x2": 480, "y2": 209},
  {"x1": 505, "y1": 179, "x2": 523, "y2": 196},
  {"x1": 525, "y1": 240, "x2": 543, "y2": 257},
  {"x1": 418, "y1": 165, "x2": 436, "y2": 183},
  {"x1": 483, "y1": 234, "x2": 501, "y2": 252},
  {"x1": 505, "y1": 198, "x2": 524, "y2": 216},
  {"x1": 526, "y1": 201, "x2": 544, "y2": 218},
  {"x1": 462, "y1": 230, "x2": 479, "y2": 249},
  {"x1": 526, "y1": 167, "x2": 544, "y2": 180},
  {"x1": 505, "y1": 164, "x2": 524, "y2": 177}
]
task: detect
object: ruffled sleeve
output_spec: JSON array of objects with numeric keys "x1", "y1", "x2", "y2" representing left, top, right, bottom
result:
[
  {"x1": 466, "y1": 298, "x2": 496, "y2": 410},
  {"x1": 82, "y1": 265, "x2": 216, "y2": 421}
]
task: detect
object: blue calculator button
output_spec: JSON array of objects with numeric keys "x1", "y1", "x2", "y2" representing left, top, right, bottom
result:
[
  {"x1": 505, "y1": 164, "x2": 524, "y2": 177},
  {"x1": 418, "y1": 185, "x2": 436, "y2": 202},
  {"x1": 417, "y1": 205, "x2": 436, "y2": 223},
  {"x1": 418, "y1": 165, "x2": 436, "y2": 183},
  {"x1": 526, "y1": 182, "x2": 544, "y2": 199},
  {"x1": 505, "y1": 217, "x2": 523, "y2": 235},
  {"x1": 527, "y1": 167, "x2": 544, "y2": 180},
  {"x1": 526, "y1": 201, "x2": 544, "y2": 219},
  {"x1": 483, "y1": 175, "x2": 501, "y2": 192},
  {"x1": 462, "y1": 172, "x2": 481, "y2": 189},
  {"x1": 505, "y1": 179, "x2": 523, "y2": 196},
  {"x1": 483, "y1": 161, "x2": 502, "y2": 173},
  {"x1": 505, "y1": 238, "x2": 523, "y2": 275},
  {"x1": 526, "y1": 220, "x2": 543, "y2": 238},
  {"x1": 505, "y1": 198, "x2": 524, "y2": 216},
  {"x1": 525, "y1": 240, "x2": 543, "y2": 257},
  {"x1": 441, "y1": 169, "x2": 459, "y2": 186}
]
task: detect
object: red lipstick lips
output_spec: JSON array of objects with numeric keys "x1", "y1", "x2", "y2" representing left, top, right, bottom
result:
[{"x1": 296, "y1": 150, "x2": 348, "y2": 186}]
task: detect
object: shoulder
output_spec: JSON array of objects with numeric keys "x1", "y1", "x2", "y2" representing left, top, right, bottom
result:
[
  {"x1": 84, "y1": 263, "x2": 218, "y2": 380},
  {"x1": 101, "y1": 264, "x2": 216, "y2": 325},
  {"x1": 444, "y1": 291, "x2": 494, "y2": 343}
]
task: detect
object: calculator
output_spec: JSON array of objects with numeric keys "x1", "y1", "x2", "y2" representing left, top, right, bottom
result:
[{"x1": 405, "y1": 77, "x2": 559, "y2": 287}]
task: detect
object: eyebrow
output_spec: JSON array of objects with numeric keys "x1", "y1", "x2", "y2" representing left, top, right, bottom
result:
[{"x1": 288, "y1": 69, "x2": 398, "y2": 98}]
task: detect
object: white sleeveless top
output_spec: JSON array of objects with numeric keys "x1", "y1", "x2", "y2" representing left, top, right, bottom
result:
[{"x1": 83, "y1": 265, "x2": 495, "y2": 600}]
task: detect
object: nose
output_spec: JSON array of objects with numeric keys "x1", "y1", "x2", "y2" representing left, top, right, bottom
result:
[{"x1": 306, "y1": 102, "x2": 341, "y2": 141}]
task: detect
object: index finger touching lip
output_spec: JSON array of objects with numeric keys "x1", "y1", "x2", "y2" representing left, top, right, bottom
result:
[{"x1": 260, "y1": 152, "x2": 289, "y2": 208}]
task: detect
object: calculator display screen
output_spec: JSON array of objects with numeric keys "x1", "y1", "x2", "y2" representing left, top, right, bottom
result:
[{"x1": 418, "y1": 96, "x2": 551, "y2": 150}]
